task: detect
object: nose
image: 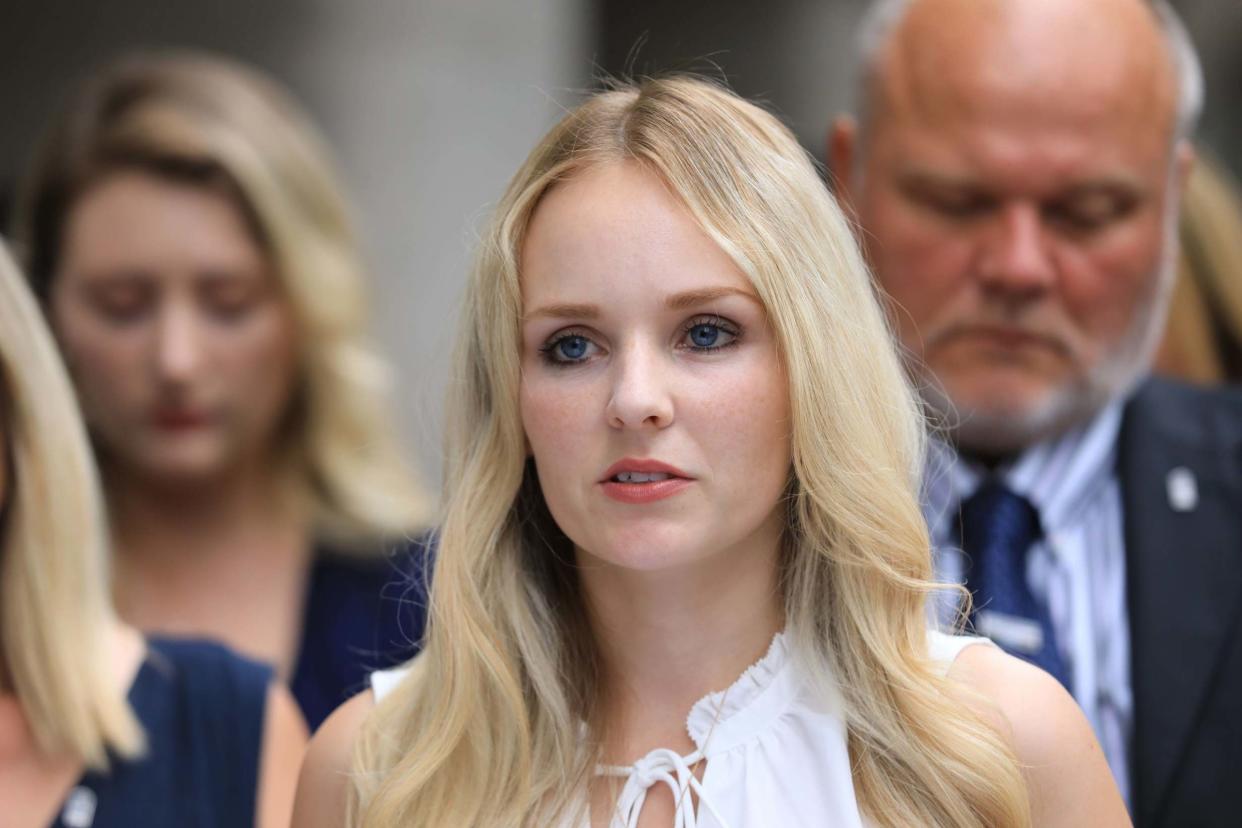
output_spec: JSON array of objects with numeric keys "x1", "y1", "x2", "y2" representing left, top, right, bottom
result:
[
  {"x1": 605, "y1": 342, "x2": 675, "y2": 431},
  {"x1": 153, "y1": 301, "x2": 206, "y2": 383},
  {"x1": 975, "y1": 203, "x2": 1056, "y2": 297}
]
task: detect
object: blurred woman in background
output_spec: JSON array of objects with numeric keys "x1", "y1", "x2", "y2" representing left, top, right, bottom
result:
[
  {"x1": 0, "y1": 241, "x2": 303, "y2": 827},
  {"x1": 12, "y1": 51, "x2": 432, "y2": 730},
  {"x1": 295, "y1": 77, "x2": 1125, "y2": 827}
]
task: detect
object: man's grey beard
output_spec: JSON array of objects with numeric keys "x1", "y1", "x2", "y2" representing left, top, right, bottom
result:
[
  {"x1": 918, "y1": 244, "x2": 1179, "y2": 459},
  {"x1": 918, "y1": 371, "x2": 1125, "y2": 459}
]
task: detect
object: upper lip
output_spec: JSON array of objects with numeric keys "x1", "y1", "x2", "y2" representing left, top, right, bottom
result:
[
  {"x1": 947, "y1": 324, "x2": 1065, "y2": 350},
  {"x1": 599, "y1": 457, "x2": 693, "y2": 483}
]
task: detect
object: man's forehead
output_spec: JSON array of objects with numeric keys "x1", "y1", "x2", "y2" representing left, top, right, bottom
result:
[
  {"x1": 882, "y1": 114, "x2": 1168, "y2": 191},
  {"x1": 870, "y1": 0, "x2": 1179, "y2": 148}
]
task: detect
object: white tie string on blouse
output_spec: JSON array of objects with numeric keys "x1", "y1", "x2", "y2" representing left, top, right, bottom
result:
[
  {"x1": 370, "y1": 631, "x2": 987, "y2": 828},
  {"x1": 597, "y1": 746, "x2": 725, "y2": 828}
]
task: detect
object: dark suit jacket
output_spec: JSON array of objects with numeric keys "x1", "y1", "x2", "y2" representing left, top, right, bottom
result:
[{"x1": 1119, "y1": 377, "x2": 1242, "y2": 827}]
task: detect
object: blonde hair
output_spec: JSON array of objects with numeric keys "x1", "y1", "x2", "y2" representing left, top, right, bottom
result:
[
  {"x1": 13, "y1": 51, "x2": 429, "y2": 543},
  {"x1": 1155, "y1": 149, "x2": 1242, "y2": 383},
  {"x1": 0, "y1": 240, "x2": 144, "y2": 767},
  {"x1": 354, "y1": 77, "x2": 1030, "y2": 826}
]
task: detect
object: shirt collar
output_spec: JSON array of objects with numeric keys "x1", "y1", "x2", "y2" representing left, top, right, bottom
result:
[{"x1": 925, "y1": 400, "x2": 1124, "y2": 539}]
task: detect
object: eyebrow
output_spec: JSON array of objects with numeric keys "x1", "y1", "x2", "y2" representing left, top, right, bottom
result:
[
  {"x1": 524, "y1": 302, "x2": 600, "y2": 321},
  {"x1": 898, "y1": 169, "x2": 1145, "y2": 198},
  {"x1": 896, "y1": 170, "x2": 975, "y2": 188},
  {"x1": 665, "y1": 286, "x2": 761, "y2": 310},
  {"x1": 524, "y1": 287, "x2": 761, "y2": 321}
]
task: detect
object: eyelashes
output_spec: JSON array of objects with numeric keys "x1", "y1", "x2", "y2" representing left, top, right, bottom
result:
[
  {"x1": 539, "y1": 331, "x2": 599, "y2": 364},
  {"x1": 682, "y1": 315, "x2": 740, "y2": 351},
  {"x1": 537, "y1": 314, "x2": 742, "y2": 367}
]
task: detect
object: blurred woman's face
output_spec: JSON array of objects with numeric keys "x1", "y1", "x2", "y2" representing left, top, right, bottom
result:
[
  {"x1": 519, "y1": 162, "x2": 792, "y2": 574},
  {"x1": 49, "y1": 170, "x2": 299, "y2": 486}
]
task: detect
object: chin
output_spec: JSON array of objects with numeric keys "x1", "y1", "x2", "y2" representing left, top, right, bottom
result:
[
  {"x1": 923, "y1": 377, "x2": 1100, "y2": 457},
  {"x1": 574, "y1": 522, "x2": 711, "y2": 573},
  {"x1": 125, "y1": 442, "x2": 235, "y2": 485},
  {"x1": 920, "y1": 316, "x2": 1162, "y2": 456}
]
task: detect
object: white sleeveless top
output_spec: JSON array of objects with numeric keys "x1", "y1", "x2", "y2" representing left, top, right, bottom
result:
[{"x1": 370, "y1": 631, "x2": 989, "y2": 828}]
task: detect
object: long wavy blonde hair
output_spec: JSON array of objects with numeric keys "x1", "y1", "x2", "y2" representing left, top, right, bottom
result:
[
  {"x1": 0, "y1": 240, "x2": 144, "y2": 767},
  {"x1": 13, "y1": 51, "x2": 429, "y2": 543},
  {"x1": 354, "y1": 76, "x2": 1030, "y2": 826}
]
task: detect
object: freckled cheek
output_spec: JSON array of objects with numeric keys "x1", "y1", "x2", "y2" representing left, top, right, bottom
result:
[
  {"x1": 746, "y1": 391, "x2": 793, "y2": 480},
  {"x1": 684, "y1": 366, "x2": 792, "y2": 482},
  {"x1": 519, "y1": 375, "x2": 601, "y2": 484}
]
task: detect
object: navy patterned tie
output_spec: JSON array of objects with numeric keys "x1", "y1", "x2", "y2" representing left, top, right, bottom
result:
[{"x1": 959, "y1": 481, "x2": 1070, "y2": 688}]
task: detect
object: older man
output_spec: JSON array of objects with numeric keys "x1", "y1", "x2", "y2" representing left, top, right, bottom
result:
[{"x1": 831, "y1": 0, "x2": 1242, "y2": 825}]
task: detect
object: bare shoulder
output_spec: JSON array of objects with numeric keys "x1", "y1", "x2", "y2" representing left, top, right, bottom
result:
[
  {"x1": 291, "y1": 692, "x2": 376, "y2": 828},
  {"x1": 948, "y1": 645, "x2": 1131, "y2": 827},
  {"x1": 257, "y1": 683, "x2": 310, "y2": 828}
]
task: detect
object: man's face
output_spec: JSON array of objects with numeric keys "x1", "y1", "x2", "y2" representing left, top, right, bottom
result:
[{"x1": 834, "y1": 0, "x2": 1190, "y2": 455}]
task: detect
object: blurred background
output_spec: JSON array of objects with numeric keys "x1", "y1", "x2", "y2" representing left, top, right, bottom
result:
[{"x1": 3, "y1": 0, "x2": 1240, "y2": 490}]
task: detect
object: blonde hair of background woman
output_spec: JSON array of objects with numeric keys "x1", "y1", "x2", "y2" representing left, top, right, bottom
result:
[
  {"x1": 13, "y1": 51, "x2": 429, "y2": 545},
  {"x1": 352, "y1": 76, "x2": 1030, "y2": 827},
  {"x1": 0, "y1": 240, "x2": 144, "y2": 767}
]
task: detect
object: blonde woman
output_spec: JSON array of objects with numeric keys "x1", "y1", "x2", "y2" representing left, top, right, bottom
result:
[
  {"x1": 13, "y1": 52, "x2": 432, "y2": 729},
  {"x1": 0, "y1": 241, "x2": 304, "y2": 827},
  {"x1": 296, "y1": 78, "x2": 1127, "y2": 827}
]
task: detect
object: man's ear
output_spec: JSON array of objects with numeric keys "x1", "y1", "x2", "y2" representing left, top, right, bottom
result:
[{"x1": 828, "y1": 114, "x2": 859, "y2": 207}]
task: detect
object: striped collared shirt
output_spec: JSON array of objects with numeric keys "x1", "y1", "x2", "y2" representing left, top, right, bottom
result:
[{"x1": 924, "y1": 402, "x2": 1133, "y2": 808}]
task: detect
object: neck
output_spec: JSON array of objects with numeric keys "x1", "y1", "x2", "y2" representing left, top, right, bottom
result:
[
  {"x1": 581, "y1": 524, "x2": 784, "y2": 762},
  {"x1": 106, "y1": 457, "x2": 308, "y2": 571},
  {"x1": 105, "y1": 459, "x2": 314, "y2": 677}
]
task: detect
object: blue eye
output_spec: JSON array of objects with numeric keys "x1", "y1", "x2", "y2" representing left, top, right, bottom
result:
[
  {"x1": 540, "y1": 332, "x2": 598, "y2": 365},
  {"x1": 689, "y1": 324, "x2": 720, "y2": 348},
  {"x1": 681, "y1": 317, "x2": 739, "y2": 351},
  {"x1": 557, "y1": 335, "x2": 589, "y2": 360}
]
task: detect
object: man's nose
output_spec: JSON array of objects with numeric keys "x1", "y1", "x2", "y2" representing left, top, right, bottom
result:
[
  {"x1": 605, "y1": 343, "x2": 675, "y2": 431},
  {"x1": 975, "y1": 203, "x2": 1056, "y2": 297}
]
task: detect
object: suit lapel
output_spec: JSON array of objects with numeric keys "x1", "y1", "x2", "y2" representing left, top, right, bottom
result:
[{"x1": 1119, "y1": 380, "x2": 1242, "y2": 826}]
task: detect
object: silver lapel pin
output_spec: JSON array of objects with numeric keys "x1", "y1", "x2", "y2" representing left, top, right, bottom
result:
[
  {"x1": 1166, "y1": 466, "x2": 1198, "y2": 513},
  {"x1": 61, "y1": 785, "x2": 97, "y2": 828}
]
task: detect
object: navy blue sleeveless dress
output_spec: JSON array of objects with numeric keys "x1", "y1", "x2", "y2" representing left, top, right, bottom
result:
[
  {"x1": 290, "y1": 535, "x2": 432, "y2": 730},
  {"x1": 49, "y1": 637, "x2": 271, "y2": 828}
]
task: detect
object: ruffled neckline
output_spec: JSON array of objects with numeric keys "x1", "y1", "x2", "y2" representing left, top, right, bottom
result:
[{"x1": 683, "y1": 632, "x2": 797, "y2": 756}]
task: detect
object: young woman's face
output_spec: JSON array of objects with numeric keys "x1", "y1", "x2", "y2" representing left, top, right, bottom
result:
[
  {"x1": 519, "y1": 162, "x2": 792, "y2": 573},
  {"x1": 49, "y1": 170, "x2": 299, "y2": 485}
]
